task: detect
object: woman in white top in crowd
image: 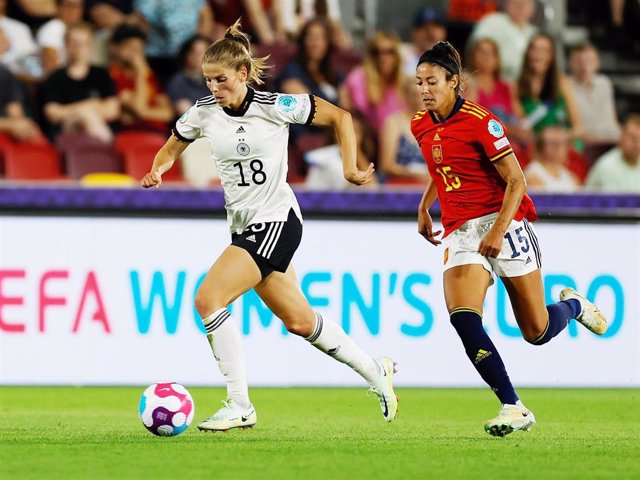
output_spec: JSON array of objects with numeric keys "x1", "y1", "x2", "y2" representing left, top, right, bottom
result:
[
  {"x1": 141, "y1": 19, "x2": 397, "y2": 432},
  {"x1": 524, "y1": 126, "x2": 580, "y2": 192}
]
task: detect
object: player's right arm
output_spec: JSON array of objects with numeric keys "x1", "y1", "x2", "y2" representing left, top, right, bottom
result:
[
  {"x1": 418, "y1": 179, "x2": 442, "y2": 245},
  {"x1": 141, "y1": 134, "x2": 189, "y2": 189}
]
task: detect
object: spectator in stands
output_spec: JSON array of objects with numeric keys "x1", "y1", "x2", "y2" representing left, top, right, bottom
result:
[
  {"x1": 85, "y1": 1, "x2": 140, "y2": 66},
  {"x1": 585, "y1": 114, "x2": 640, "y2": 192},
  {"x1": 340, "y1": 30, "x2": 405, "y2": 135},
  {"x1": 200, "y1": 0, "x2": 279, "y2": 44},
  {"x1": 109, "y1": 23, "x2": 173, "y2": 133},
  {"x1": 524, "y1": 126, "x2": 580, "y2": 192},
  {"x1": 41, "y1": 23, "x2": 119, "y2": 142},
  {"x1": 401, "y1": 7, "x2": 447, "y2": 76},
  {"x1": 278, "y1": 0, "x2": 350, "y2": 49},
  {"x1": 37, "y1": 0, "x2": 85, "y2": 75},
  {"x1": 0, "y1": 28, "x2": 44, "y2": 142},
  {"x1": 0, "y1": 0, "x2": 38, "y2": 75},
  {"x1": 469, "y1": 0, "x2": 537, "y2": 82},
  {"x1": 466, "y1": 37, "x2": 531, "y2": 145},
  {"x1": 86, "y1": 0, "x2": 136, "y2": 29},
  {"x1": 133, "y1": 0, "x2": 206, "y2": 84},
  {"x1": 277, "y1": 18, "x2": 341, "y2": 104},
  {"x1": 378, "y1": 76, "x2": 428, "y2": 183},
  {"x1": 166, "y1": 35, "x2": 211, "y2": 116},
  {"x1": 6, "y1": 0, "x2": 56, "y2": 30},
  {"x1": 517, "y1": 33, "x2": 583, "y2": 140},
  {"x1": 568, "y1": 42, "x2": 620, "y2": 145}
]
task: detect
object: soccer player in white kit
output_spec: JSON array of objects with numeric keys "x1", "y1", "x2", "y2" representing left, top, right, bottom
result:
[{"x1": 141, "y1": 20, "x2": 398, "y2": 431}]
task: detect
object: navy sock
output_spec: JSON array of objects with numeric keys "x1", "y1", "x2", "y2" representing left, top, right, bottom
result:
[
  {"x1": 450, "y1": 309, "x2": 519, "y2": 405},
  {"x1": 531, "y1": 300, "x2": 580, "y2": 345}
]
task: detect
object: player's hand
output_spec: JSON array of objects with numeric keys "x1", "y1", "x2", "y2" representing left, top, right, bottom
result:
[
  {"x1": 141, "y1": 171, "x2": 162, "y2": 189},
  {"x1": 418, "y1": 207, "x2": 442, "y2": 246},
  {"x1": 478, "y1": 226, "x2": 504, "y2": 257},
  {"x1": 344, "y1": 163, "x2": 375, "y2": 185}
]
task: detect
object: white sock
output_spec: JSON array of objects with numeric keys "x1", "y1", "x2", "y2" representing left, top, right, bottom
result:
[
  {"x1": 305, "y1": 312, "x2": 380, "y2": 385},
  {"x1": 203, "y1": 308, "x2": 251, "y2": 410}
]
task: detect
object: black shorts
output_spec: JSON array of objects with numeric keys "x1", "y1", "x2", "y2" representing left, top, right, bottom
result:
[{"x1": 231, "y1": 209, "x2": 303, "y2": 278}]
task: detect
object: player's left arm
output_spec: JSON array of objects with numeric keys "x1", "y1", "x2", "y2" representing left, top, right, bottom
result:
[
  {"x1": 479, "y1": 153, "x2": 527, "y2": 257},
  {"x1": 311, "y1": 96, "x2": 374, "y2": 186}
]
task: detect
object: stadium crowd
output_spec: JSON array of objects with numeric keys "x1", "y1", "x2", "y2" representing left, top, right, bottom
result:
[{"x1": 0, "y1": 0, "x2": 638, "y2": 192}]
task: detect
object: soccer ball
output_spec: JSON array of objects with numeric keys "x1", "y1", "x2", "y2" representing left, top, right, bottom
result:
[{"x1": 138, "y1": 382, "x2": 195, "y2": 436}]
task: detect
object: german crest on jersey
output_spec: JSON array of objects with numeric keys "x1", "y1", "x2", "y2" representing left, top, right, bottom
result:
[{"x1": 432, "y1": 144, "x2": 443, "y2": 164}]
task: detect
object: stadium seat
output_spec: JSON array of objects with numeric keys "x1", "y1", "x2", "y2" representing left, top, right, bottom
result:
[
  {"x1": 253, "y1": 41, "x2": 297, "y2": 90},
  {"x1": 330, "y1": 48, "x2": 363, "y2": 76},
  {"x1": 4, "y1": 142, "x2": 65, "y2": 180},
  {"x1": 114, "y1": 131, "x2": 167, "y2": 155},
  {"x1": 122, "y1": 144, "x2": 184, "y2": 182},
  {"x1": 56, "y1": 132, "x2": 121, "y2": 180}
]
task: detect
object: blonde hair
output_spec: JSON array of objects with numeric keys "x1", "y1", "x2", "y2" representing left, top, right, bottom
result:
[
  {"x1": 364, "y1": 31, "x2": 403, "y2": 105},
  {"x1": 202, "y1": 19, "x2": 270, "y2": 85}
]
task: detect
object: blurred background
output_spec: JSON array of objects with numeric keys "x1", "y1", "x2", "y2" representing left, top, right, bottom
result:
[{"x1": 0, "y1": 0, "x2": 638, "y2": 387}]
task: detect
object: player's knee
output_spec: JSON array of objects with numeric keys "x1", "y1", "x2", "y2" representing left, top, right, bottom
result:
[
  {"x1": 281, "y1": 312, "x2": 314, "y2": 337},
  {"x1": 194, "y1": 287, "x2": 226, "y2": 319},
  {"x1": 522, "y1": 324, "x2": 547, "y2": 344}
]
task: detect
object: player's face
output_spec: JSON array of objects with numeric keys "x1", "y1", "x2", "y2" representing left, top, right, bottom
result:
[
  {"x1": 202, "y1": 63, "x2": 248, "y2": 109},
  {"x1": 527, "y1": 36, "x2": 554, "y2": 74},
  {"x1": 416, "y1": 63, "x2": 457, "y2": 111},
  {"x1": 472, "y1": 40, "x2": 498, "y2": 75}
]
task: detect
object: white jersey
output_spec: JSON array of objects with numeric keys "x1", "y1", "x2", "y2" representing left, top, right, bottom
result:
[{"x1": 174, "y1": 88, "x2": 316, "y2": 233}]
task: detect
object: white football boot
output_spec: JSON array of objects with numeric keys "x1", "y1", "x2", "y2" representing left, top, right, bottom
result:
[
  {"x1": 369, "y1": 357, "x2": 399, "y2": 422},
  {"x1": 197, "y1": 399, "x2": 257, "y2": 432},
  {"x1": 484, "y1": 404, "x2": 536, "y2": 437},
  {"x1": 560, "y1": 288, "x2": 608, "y2": 335}
]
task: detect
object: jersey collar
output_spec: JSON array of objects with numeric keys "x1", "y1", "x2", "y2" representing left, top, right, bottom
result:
[
  {"x1": 428, "y1": 96, "x2": 464, "y2": 124},
  {"x1": 223, "y1": 86, "x2": 255, "y2": 117}
]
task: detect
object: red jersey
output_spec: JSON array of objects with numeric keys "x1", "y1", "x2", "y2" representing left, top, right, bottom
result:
[
  {"x1": 411, "y1": 97, "x2": 537, "y2": 236},
  {"x1": 110, "y1": 65, "x2": 168, "y2": 133}
]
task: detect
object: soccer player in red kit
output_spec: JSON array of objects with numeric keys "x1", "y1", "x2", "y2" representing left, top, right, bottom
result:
[{"x1": 412, "y1": 42, "x2": 608, "y2": 437}]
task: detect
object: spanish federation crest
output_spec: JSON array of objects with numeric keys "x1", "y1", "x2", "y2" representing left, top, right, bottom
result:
[{"x1": 432, "y1": 144, "x2": 443, "y2": 164}]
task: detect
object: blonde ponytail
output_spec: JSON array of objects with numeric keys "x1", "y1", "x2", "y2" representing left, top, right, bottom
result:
[{"x1": 202, "y1": 19, "x2": 271, "y2": 85}]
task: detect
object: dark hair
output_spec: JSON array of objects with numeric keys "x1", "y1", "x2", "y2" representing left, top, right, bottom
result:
[
  {"x1": 417, "y1": 41, "x2": 463, "y2": 94},
  {"x1": 296, "y1": 18, "x2": 338, "y2": 87},
  {"x1": 569, "y1": 40, "x2": 596, "y2": 56},
  {"x1": 518, "y1": 33, "x2": 559, "y2": 103},
  {"x1": 110, "y1": 23, "x2": 147, "y2": 45},
  {"x1": 202, "y1": 18, "x2": 270, "y2": 85},
  {"x1": 178, "y1": 34, "x2": 211, "y2": 68}
]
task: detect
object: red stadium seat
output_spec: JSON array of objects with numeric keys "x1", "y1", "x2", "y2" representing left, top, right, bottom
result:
[
  {"x1": 114, "y1": 131, "x2": 167, "y2": 155},
  {"x1": 56, "y1": 132, "x2": 121, "y2": 179},
  {"x1": 253, "y1": 41, "x2": 297, "y2": 90},
  {"x1": 4, "y1": 142, "x2": 65, "y2": 180},
  {"x1": 122, "y1": 144, "x2": 184, "y2": 182}
]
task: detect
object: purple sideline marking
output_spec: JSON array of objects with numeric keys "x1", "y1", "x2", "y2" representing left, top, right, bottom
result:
[{"x1": 0, "y1": 186, "x2": 638, "y2": 217}]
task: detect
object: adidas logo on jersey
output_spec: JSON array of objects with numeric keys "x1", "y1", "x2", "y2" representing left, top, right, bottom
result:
[
  {"x1": 246, "y1": 234, "x2": 256, "y2": 243},
  {"x1": 236, "y1": 126, "x2": 246, "y2": 134},
  {"x1": 433, "y1": 133, "x2": 441, "y2": 141}
]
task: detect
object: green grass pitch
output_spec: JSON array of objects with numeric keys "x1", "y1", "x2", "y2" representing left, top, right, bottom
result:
[{"x1": 1, "y1": 387, "x2": 638, "y2": 480}]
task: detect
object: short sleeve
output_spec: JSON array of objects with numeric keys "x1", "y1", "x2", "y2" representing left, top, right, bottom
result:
[
  {"x1": 173, "y1": 104, "x2": 202, "y2": 142},
  {"x1": 477, "y1": 115, "x2": 514, "y2": 162},
  {"x1": 272, "y1": 93, "x2": 316, "y2": 126}
]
